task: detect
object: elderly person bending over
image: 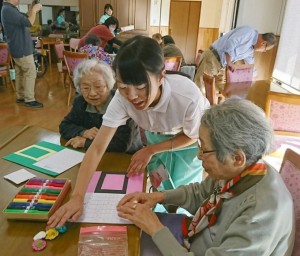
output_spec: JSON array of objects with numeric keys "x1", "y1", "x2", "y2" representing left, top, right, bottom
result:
[
  {"x1": 117, "y1": 99, "x2": 295, "y2": 255},
  {"x1": 59, "y1": 59, "x2": 142, "y2": 153}
]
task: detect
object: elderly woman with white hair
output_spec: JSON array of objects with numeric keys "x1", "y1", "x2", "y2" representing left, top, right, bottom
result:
[
  {"x1": 117, "y1": 99, "x2": 295, "y2": 255},
  {"x1": 59, "y1": 59, "x2": 142, "y2": 152}
]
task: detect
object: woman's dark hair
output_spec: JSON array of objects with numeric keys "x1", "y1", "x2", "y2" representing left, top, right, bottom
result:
[
  {"x1": 104, "y1": 16, "x2": 119, "y2": 29},
  {"x1": 85, "y1": 34, "x2": 101, "y2": 46},
  {"x1": 104, "y1": 3, "x2": 113, "y2": 14},
  {"x1": 162, "y1": 35, "x2": 175, "y2": 45},
  {"x1": 112, "y1": 35, "x2": 164, "y2": 89}
]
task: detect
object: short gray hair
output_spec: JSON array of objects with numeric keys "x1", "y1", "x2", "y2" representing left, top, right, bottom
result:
[
  {"x1": 73, "y1": 59, "x2": 115, "y2": 93},
  {"x1": 262, "y1": 33, "x2": 277, "y2": 46},
  {"x1": 201, "y1": 99, "x2": 274, "y2": 166}
]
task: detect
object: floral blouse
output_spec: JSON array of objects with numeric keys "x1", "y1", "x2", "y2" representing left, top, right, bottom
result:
[{"x1": 78, "y1": 44, "x2": 112, "y2": 65}]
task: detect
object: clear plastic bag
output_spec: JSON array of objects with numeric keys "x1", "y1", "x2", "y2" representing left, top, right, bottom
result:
[{"x1": 78, "y1": 226, "x2": 128, "y2": 256}]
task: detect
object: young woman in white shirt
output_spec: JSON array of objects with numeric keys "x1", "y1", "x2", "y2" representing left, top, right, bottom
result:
[{"x1": 48, "y1": 36, "x2": 210, "y2": 227}]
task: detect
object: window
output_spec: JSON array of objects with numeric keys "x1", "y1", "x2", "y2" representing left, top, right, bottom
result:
[{"x1": 272, "y1": 0, "x2": 300, "y2": 92}]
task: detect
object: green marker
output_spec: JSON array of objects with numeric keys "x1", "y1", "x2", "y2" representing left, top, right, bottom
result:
[{"x1": 21, "y1": 187, "x2": 60, "y2": 195}]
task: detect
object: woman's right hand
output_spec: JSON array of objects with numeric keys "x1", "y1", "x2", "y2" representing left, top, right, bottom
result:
[
  {"x1": 47, "y1": 194, "x2": 84, "y2": 228},
  {"x1": 82, "y1": 127, "x2": 99, "y2": 140},
  {"x1": 117, "y1": 191, "x2": 165, "y2": 209}
]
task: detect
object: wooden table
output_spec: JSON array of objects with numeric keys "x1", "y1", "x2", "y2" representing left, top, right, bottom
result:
[
  {"x1": 0, "y1": 125, "x2": 30, "y2": 150},
  {"x1": 0, "y1": 126, "x2": 142, "y2": 256}
]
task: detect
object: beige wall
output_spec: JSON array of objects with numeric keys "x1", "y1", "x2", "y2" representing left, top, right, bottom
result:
[{"x1": 200, "y1": 0, "x2": 222, "y2": 28}]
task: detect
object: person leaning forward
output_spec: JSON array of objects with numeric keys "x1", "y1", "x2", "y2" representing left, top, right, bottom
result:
[
  {"x1": 117, "y1": 99, "x2": 295, "y2": 256},
  {"x1": 1, "y1": 0, "x2": 43, "y2": 108},
  {"x1": 47, "y1": 36, "x2": 210, "y2": 229},
  {"x1": 194, "y1": 25, "x2": 277, "y2": 94}
]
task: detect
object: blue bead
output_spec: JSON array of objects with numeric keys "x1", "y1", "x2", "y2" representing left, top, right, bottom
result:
[{"x1": 55, "y1": 225, "x2": 67, "y2": 233}]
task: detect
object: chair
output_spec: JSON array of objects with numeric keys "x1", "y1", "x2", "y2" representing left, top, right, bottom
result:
[
  {"x1": 54, "y1": 41, "x2": 67, "y2": 86},
  {"x1": 180, "y1": 65, "x2": 196, "y2": 80},
  {"x1": 40, "y1": 37, "x2": 58, "y2": 66},
  {"x1": 279, "y1": 149, "x2": 300, "y2": 256},
  {"x1": 69, "y1": 38, "x2": 81, "y2": 52},
  {"x1": 63, "y1": 50, "x2": 88, "y2": 106},
  {"x1": 0, "y1": 43, "x2": 15, "y2": 91},
  {"x1": 203, "y1": 72, "x2": 224, "y2": 105},
  {"x1": 164, "y1": 56, "x2": 182, "y2": 71},
  {"x1": 195, "y1": 49, "x2": 203, "y2": 67},
  {"x1": 265, "y1": 91, "x2": 300, "y2": 136},
  {"x1": 226, "y1": 66, "x2": 254, "y2": 83}
]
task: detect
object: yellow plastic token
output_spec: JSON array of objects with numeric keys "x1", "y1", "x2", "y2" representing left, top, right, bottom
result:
[{"x1": 45, "y1": 228, "x2": 59, "y2": 240}]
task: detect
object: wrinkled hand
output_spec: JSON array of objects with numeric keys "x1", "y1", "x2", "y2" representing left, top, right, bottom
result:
[
  {"x1": 65, "y1": 136, "x2": 86, "y2": 148},
  {"x1": 117, "y1": 196, "x2": 164, "y2": 235},
  {"x1": 82, "y1": 127, "x2": 99, "y2": 140},
  {"x1": 127, "y1": 147, "x2": 154, "y2": 177},
  {"x1": 47, "y1": 195, "x2": 84, "y2": 228},
  {"x1": 117, "y1": 192, "x2": 163, "y2": 209}
]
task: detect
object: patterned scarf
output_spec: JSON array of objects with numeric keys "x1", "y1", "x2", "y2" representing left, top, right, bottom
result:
[{"x1": 183, "y1": 160, "x2": 267, "y2": 249}]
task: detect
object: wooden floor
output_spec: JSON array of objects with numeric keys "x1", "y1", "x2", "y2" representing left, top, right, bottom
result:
[{"x1": 0, "y1": 64, "x2": 72, "y2": 132}]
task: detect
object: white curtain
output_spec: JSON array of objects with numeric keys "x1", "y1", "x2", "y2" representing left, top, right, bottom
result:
[{"x1": 272, "y1": 0, "x2": 300, "y2": 91}]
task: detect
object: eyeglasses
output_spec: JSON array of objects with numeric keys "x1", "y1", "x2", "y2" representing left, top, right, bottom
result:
[
  {"x1": 199, "y1": 148, "x2": 216, "y2": 155},
  {"x1": 80, "y1": 85, "x2": 107, "y2": 94},
  {"x1": 197, "y1": 139, "x2": 216, "y2": 155}
]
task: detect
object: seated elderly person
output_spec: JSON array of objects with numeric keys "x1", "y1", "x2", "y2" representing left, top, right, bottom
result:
[
  {"x1": 78, "y1": 34, "x2": 112, "y2": 65},
  {"x1": 59, "y1": 59, "x2": 142, "y2": 153},
  {"x1": 117, "y1": 99, "x2": 295, "y2": 255}
]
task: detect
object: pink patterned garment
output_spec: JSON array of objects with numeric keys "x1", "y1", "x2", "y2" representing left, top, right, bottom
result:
[
  {"x1": 227, "y1": 67, "x2": 253, "y2": 83},
  {"x1": 270, "y1": 101, "x2": 300, "y2": 133},
  {"x1": 78, "y1": 45, "x2": 112, "y2": 65},
  {"x1": 280, "y1": 160, "x2": 300, "y2": 255}
]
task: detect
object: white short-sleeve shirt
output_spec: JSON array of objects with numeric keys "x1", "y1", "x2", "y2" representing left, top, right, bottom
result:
[{"x1": 103, "y1": 74, "x2": 210, "y2": 139}]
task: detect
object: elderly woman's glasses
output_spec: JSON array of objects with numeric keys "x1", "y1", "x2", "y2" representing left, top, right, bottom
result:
[
  {"x1": 80, "y1": 85, "x2": 107, "y2": 94},
  {"x1": 197, "y1": 139, "x2": 216, "y2": 155}
]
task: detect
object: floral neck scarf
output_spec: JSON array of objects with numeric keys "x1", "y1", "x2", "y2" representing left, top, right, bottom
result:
[{"x1": 183, "y1": 160, "x2": 267, "y2": 249}]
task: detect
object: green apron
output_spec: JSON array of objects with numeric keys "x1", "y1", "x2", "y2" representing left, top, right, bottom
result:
[{"x1": 146, "y1": 131, "x2": 203, "y2": 191}]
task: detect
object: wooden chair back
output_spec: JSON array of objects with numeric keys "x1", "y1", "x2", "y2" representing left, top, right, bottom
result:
[
  {"x1": 40, "y1": 37, "x2": 57, "y2": 66},
  {"x1": 202, "y1": 72, "x2": 224, "y2": 105},
  {"x1": 164, "y1": 56, "x2": 182, "y2": 71},
  {"x1": 226, "y1": 66, "x2": 254, "y2": 83},
  {"x1": 279, "y1": 148, "x2": 300, "y2": 255},
  {"x1": 265, "y1": 91, "x2": 300, "y2": 136},
  {"x1": 54, "y1": 42, "x2": 67, "y2": 86},
  {"x1": 63, "y1": 50, "x2": 88, "y2": 106},
  {"x1": 195, "y1": 49, "x2": 203, "y2": 67},
  {"x1": 63, "y1": 51, "x2": 88, "y2": 76}
]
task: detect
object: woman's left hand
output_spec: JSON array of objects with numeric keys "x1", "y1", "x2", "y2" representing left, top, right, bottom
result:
[
  {"x1": 127, "y1": 147, "x2": 154, "y2": 177},
  {"x1": 65, "y1": 136, "x2": 86, "y2": 148},
  {"x1": 117, "y1": 201, "x2": 164, "y2": 236}
]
